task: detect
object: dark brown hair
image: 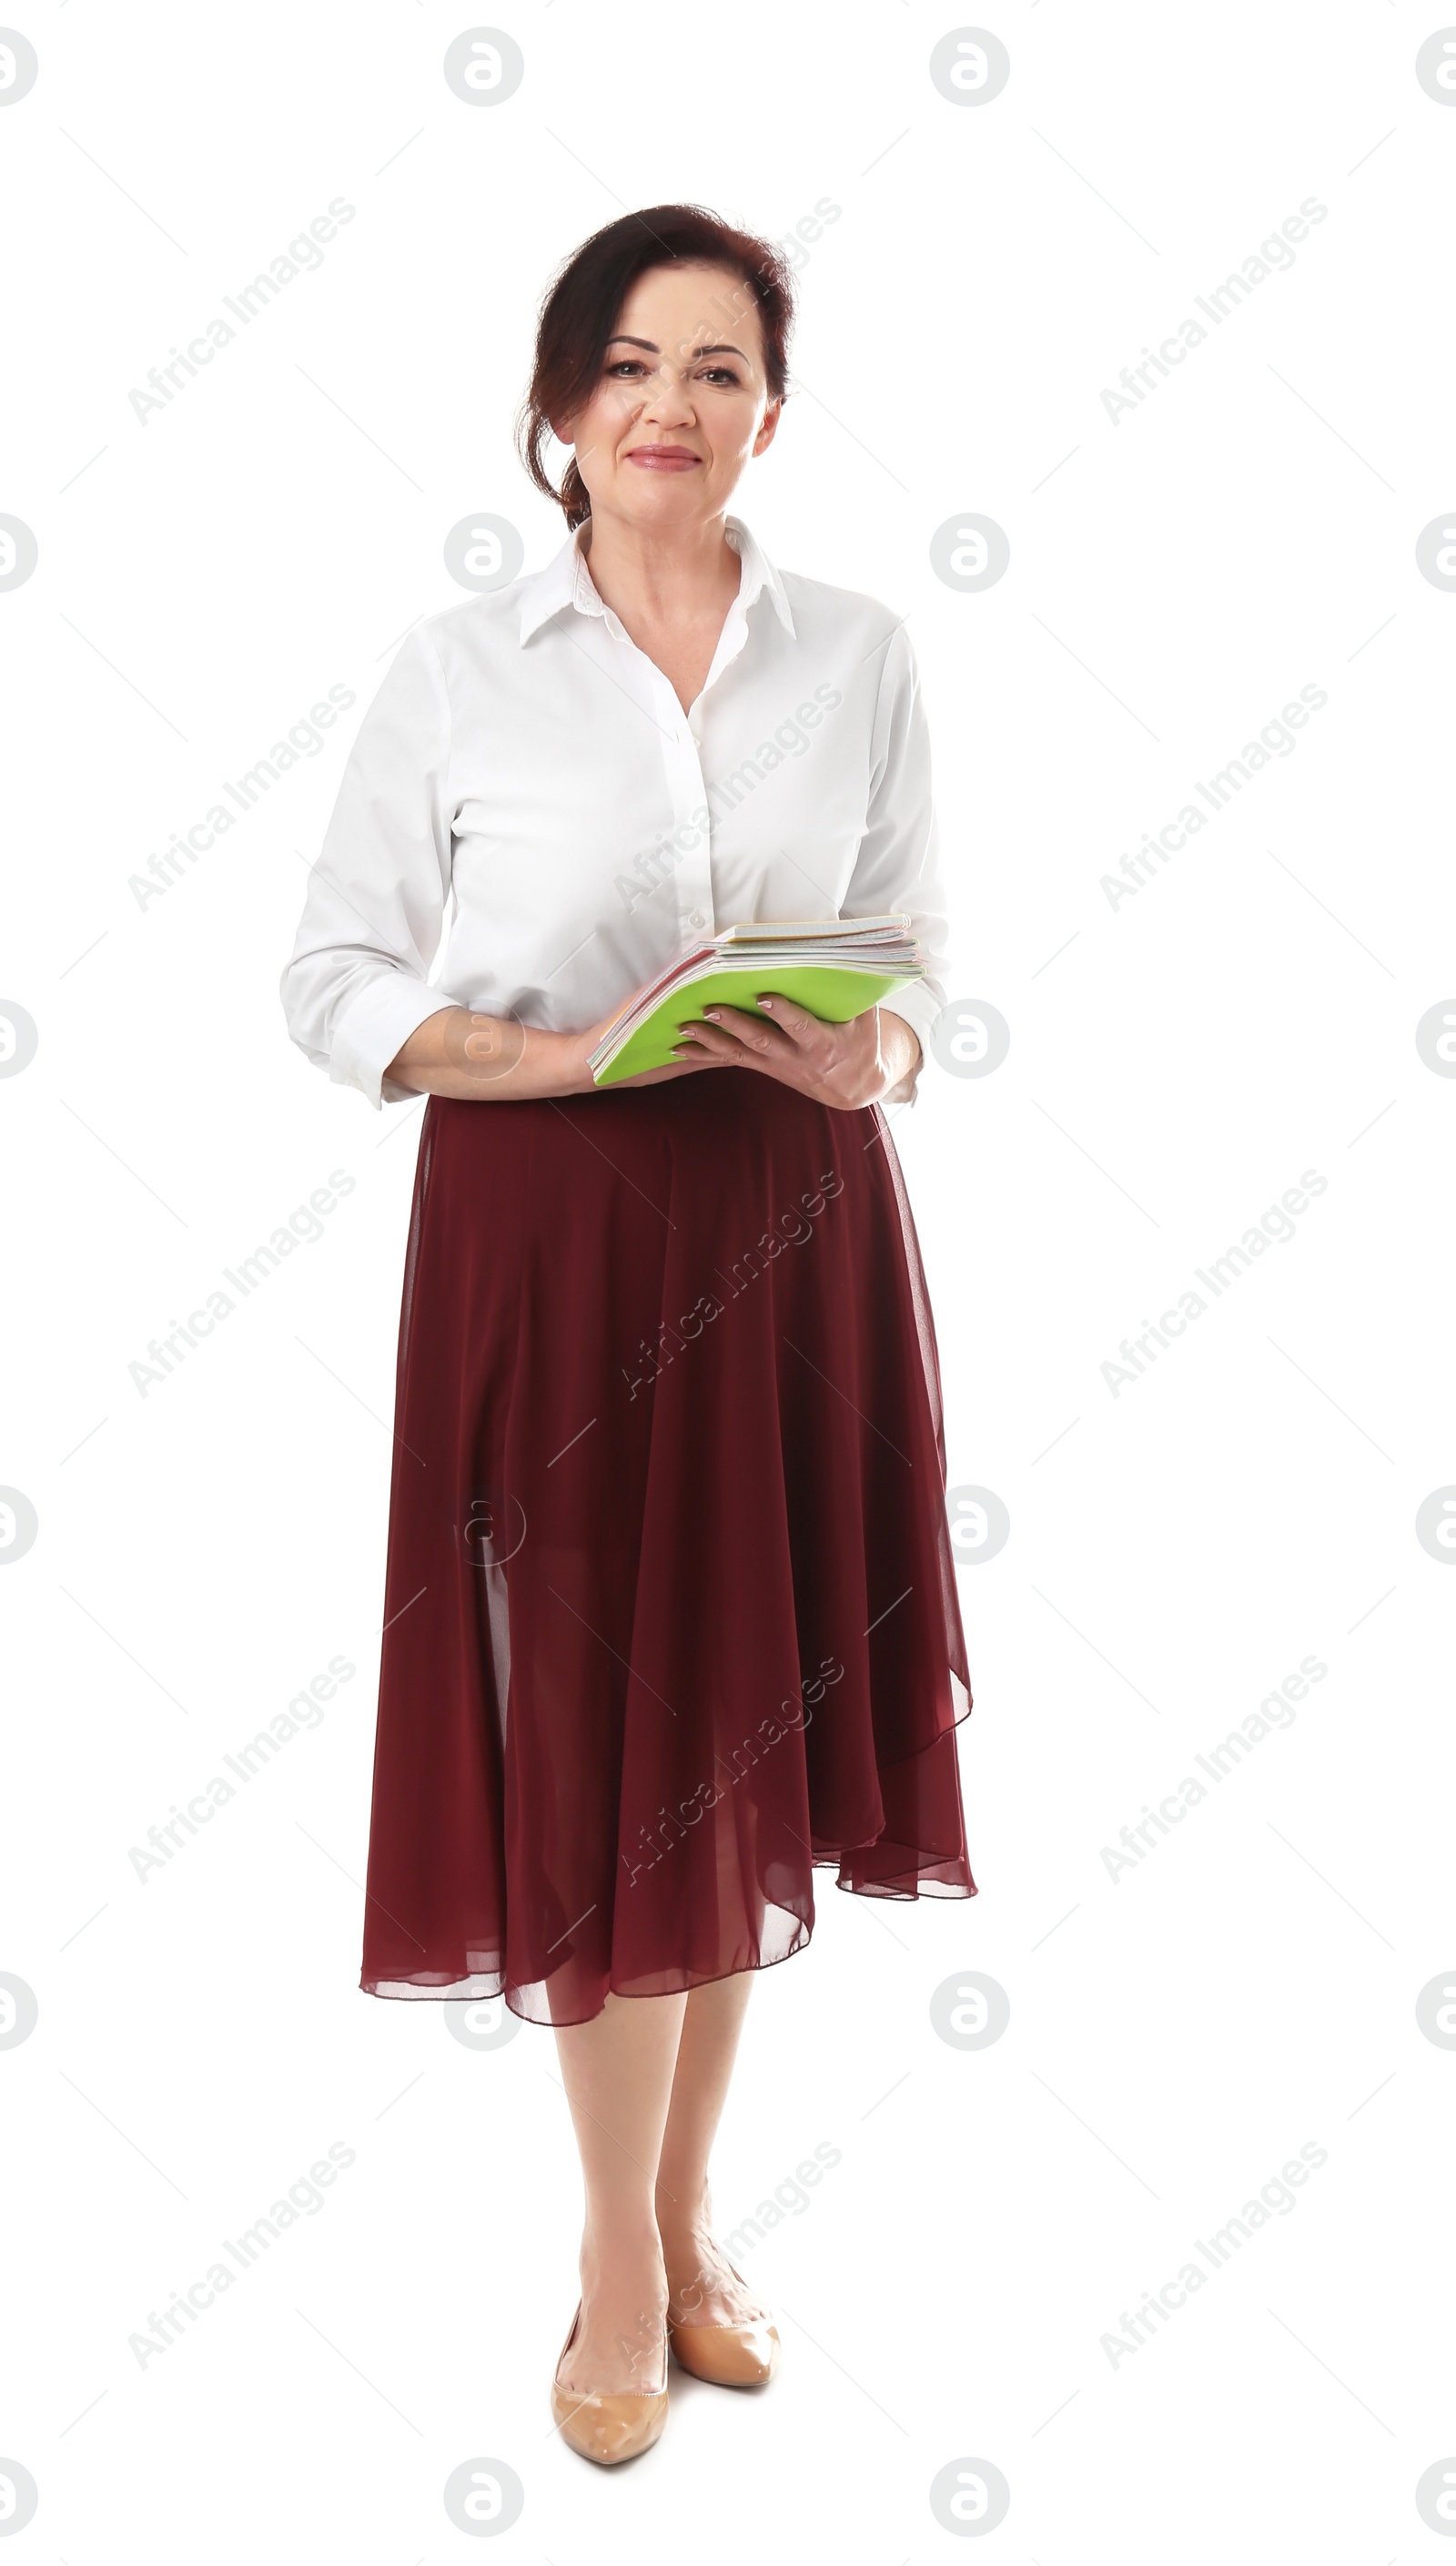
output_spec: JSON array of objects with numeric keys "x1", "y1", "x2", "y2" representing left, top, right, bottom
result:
[{"x1": 518, "y1": 205, "x2": 795, "y2": 531}]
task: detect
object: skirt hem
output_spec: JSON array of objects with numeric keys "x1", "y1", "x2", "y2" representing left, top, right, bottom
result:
[{"x1": 359, "y1": 1862, "x2": 979, "y2": 2023}]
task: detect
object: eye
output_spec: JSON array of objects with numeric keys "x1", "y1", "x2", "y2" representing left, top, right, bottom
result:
[
  {"x1": 699, "y1": 366, "x2": 741, "y2": 387},
  {"x1": 606, "y1": 359, "x2": 648, "y2": 379}
]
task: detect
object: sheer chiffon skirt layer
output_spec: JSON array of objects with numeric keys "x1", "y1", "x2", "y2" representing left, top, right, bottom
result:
[{"x1": 361, "y1": 1070, "x2": 976, "y2": 2024}]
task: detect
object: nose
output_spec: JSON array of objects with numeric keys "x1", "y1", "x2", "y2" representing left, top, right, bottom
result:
[{"x1": 638, "y1": 362, "x2": 697, "y2": 431}]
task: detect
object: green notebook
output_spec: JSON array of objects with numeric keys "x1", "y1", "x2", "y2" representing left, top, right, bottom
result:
[{"x1": 589, "y1": 918, "x2": 923, "y2": 1087}]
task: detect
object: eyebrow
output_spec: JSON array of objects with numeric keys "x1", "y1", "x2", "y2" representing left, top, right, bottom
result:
[{"x1": 605, "y1": 335, "x2": 750, "y2": 363}]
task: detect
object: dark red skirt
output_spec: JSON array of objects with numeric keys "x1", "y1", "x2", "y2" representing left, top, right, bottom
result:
[{"x1": 361, "y1": 1069, "x2": 975, "y2": 2023}]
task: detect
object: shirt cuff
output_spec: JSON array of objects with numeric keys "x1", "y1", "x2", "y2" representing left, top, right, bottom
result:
[
  {"x1": 879, "y1": 978, "x2": 943, "y2": 1050},
  {"x1": 329, "y1": 973, "x2": 460, "y2": 1110},
  {"x1": 877, "y1": 979, "x2": 942, "y2": 1104}
]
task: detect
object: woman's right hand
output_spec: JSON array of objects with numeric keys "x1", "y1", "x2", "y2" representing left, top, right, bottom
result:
[
  {"x1": 386, "y1": 1006, "x2": 574, "y2": 1101},
  {"x1": 387, "y1": 987, "x2": 725, "y2": 1103}
]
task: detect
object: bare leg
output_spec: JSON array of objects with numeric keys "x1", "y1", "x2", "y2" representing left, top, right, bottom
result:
[
  {"x1": 552, "y1": 1989, "x2": 687, "y2": 2395},
  {"x1": 654, "y1": 1972, "x2": 767, "y2": 2326}
]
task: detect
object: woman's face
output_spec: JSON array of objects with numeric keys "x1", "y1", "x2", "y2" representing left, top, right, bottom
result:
[{"x1": 554, "y1": 261, "x2": 781, "y2": 533}]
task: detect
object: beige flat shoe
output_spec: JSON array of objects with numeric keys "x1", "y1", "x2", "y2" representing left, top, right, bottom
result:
[
  {"x1": 550, "y1": 2301, "x2": 668, "y2": 2466},
  {"x1": 668, "y1": 2263, "x2": 780, "y2": 2388}
]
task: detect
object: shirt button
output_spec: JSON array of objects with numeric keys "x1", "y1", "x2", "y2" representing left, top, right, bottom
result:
[{"x1": 687, "y1": 909, "x2": 705, "y2": 929}]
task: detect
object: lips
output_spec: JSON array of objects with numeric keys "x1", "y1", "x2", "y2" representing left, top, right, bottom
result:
[{"x1": 626, "y1": 446, "x2": 701, "y2": 471}]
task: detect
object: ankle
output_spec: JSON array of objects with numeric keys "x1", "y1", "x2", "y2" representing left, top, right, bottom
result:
[
  {"x1": 579, "y1": 2219, "x2": 666, "y2": 2294},
  {"x1": 654, "y1": 2175, "x2": 709, "y2": 2238}
]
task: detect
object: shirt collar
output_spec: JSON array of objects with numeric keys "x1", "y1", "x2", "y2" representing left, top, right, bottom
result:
[{"x1": 517, "y1": 513, "x2": 794, "y2": 645}]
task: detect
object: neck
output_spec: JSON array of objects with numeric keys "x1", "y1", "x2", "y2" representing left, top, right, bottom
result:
[{"x1": 581, "y1": 509, "x2": 741, "y2": 629}]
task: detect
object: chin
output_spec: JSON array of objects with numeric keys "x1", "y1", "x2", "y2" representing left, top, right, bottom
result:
[{"x1": 612, "y1": 479, "x2": 718, "y2": 523}]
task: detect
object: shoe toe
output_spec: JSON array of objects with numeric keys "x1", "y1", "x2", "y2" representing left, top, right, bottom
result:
[
  {"x1": 670, "y1": 2318, "x2": 780, "y2": 2387},
  {"x1": 551, "y1": 2383, "x2": 668, "y2": 2465}
]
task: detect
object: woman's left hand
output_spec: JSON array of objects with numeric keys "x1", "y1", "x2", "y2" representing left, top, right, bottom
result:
[{"x1": 671, "y1": 996, "x2": 921, "y2": 1110}]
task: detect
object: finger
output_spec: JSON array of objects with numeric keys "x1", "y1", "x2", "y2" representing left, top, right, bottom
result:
[
  {"x1": 695, "y1": 1005, "x2": 783, "y2": 1055},
  {"x1": 752, "y1": 994, "x2": 819, "y2": 1046},
  {"x1": 673, "y1": 1015, "x2": 761, "y2": 1060},
  {"x1": 669, "y1": 1029, "x2": 740, "y2": 1064}
]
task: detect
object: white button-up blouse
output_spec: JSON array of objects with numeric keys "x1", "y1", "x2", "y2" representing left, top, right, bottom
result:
[{"x1": 280, "y1": 516, "x2": 950, "y2": 1109}]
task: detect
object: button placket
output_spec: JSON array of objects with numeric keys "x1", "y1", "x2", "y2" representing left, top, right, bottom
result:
[
  {"x1": 593, "y1": 590, "x2": 738, "y2": 947},
  {"x1": 663, "y1": 707, "x2": 715, "y2": 942},
  {"x1": 672, "y1": 593, "x2": 763, "y2": 942}
]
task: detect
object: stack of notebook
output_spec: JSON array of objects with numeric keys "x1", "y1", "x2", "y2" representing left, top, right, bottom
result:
[{"x1": 589, "y1": 916, "x2": 923, "y2": 1086}]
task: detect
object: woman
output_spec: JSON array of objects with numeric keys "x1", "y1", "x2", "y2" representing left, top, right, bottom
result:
[{"x1": 281, "y1": 205, "x2": 975, "y2": 2467}]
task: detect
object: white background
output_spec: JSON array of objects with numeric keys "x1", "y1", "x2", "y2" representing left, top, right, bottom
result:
[{"x1": 4, "y1": 1, "x2": 1455, "y2": 2557}]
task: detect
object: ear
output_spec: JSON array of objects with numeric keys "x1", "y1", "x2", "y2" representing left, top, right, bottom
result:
[
  {"x1": 547, "y1": 416, "x2": 576, "y2": 450},
  {"x1": 752, "y1": 398, "x2": 784, "y2": 460}
]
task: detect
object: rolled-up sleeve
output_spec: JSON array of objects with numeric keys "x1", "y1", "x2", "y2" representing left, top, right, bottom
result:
[
  {"x1": 844, "y1": 623, "x2": 951, "y2": 1102},
  {"x1": 280, "y1": 627, "x2": 459, "y2": 1108}
]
